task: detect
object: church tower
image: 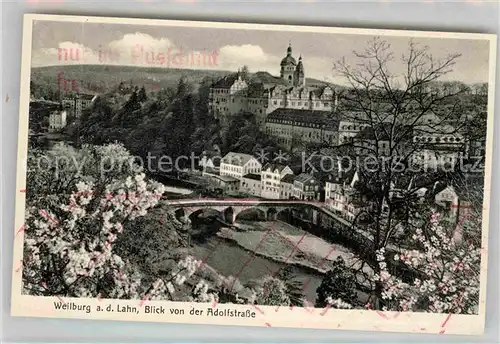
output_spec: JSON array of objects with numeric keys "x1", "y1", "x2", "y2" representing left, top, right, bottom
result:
[
  {"x1": 294, "y1": 55, "x2": 305, "y2": 87},
  {"x1": 280, "y1": 43, "x2": 297, "y2": 84}
]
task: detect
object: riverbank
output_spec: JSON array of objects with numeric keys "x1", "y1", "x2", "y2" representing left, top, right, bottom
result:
[
  {"x1": 189, "y1": 235, "x2": 324, "y2": 302},
  {"x1": 163, "y1": 186, "x2": 194, "y2": 195},
  {"x1": 218, "y1": 221, "x2": 368, "y2": 276}
]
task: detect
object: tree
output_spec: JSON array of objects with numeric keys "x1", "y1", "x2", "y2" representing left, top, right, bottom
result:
[
  {"x1": 276, "y1": 266, "x2": 305, "y2": 306},
  {"x1": 113, "y1": 206, "x2": 188, "y2": 278},
  {"x1": 315, "y1": 257, "x2": 359, "y2": 308},
  {"x1": 22, "y1": 173, "x2": 165, "y2": 298},
  {"x1": 373, "y1": 211, "x2": 480, "y2": 314},
  {"x1": 251, "y1": 276, "x2": 291, "y2": 306},
  {"x1": 240, "y1": 65, "x2": 250, "y2": 81},
  {"x1": 124, "y1": 90, "x2": 140, "y2": 113},
  {"x1": 332, "y1": 37, "x2": 475, "y2": 308},
  {"x1": 22, "y1": 143, "x2": 219, "y2": 303},
  {"x1": 26, "y1": 142, "x2": 144, "y2": 209},
  {"x1": 138, "y1": 86, "x2": 148, "y2": 103}
]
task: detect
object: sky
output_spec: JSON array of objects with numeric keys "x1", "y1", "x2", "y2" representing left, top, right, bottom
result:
[{"x1": 30, "y1": 20, "x2": 491, "y2": 85}]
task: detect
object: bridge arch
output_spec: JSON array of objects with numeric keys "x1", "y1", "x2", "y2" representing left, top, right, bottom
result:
[
  {"x1": 187, "y1": 208, "x2": 223, "y2": 223},
  {"x1": 222, "y1": 207, "x2": 235, "y2": 224},
  {"x1": 267, "y1": 207, "x2": 278, "y2": 221},
  {"x1": 174, "y1": 208, "x2": 186, "y2": 221},
  {"x1": 275, "y1": 208, "x2": 293, "y2": 222},
  {"x1": 234, "y1": 207, "x2": 267, "y2": 222}
]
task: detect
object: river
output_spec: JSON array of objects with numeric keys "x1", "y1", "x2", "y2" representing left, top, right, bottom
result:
[
  {"x1": 189, "y1": 234, "x2": 324, "y2": 304},
  {"x1": 159, "y1": 179, "x2": 324, "y2": 303}
]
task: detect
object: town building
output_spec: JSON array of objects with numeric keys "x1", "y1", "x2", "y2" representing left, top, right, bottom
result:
[
  {"x1": 324, "y1": 171, "x2": 371, "y2": 221},
  {"x1": 48, "y1": 110, "x2": 67, "y2": 132},
  {"x1": 260, "y1": 163, "x2": 294, "y2": 199},
  {"x1": 220, "y1": 152, "x2": 262, "y2": 180},
  {"x1": 411, "y1": 130, "x2": 465, "y2": 170},
  {"x1": 466, "y1": 135, "x2": 486, "y2": 160},
  {"x1": 389, "y1": 174, "x2": 431, "y2": 203},
  {"x1": 293, "y1": 173, "x2": 321, "y2": 200},
  {"x1": 240, "y1": 173, "x2": 262, "y2": 197},
  {"x1": 209, "y1": 174, "x2": 240, "y2": 194},
  {"x1": 265, "y1": 108, "x2": 338, "y2": 149},
  {"x1": 199, "y1": 151, "x2": 222, "y2": 172},
  {"x1": 435, "y1": 184, "x2": 459, "y2": 209},
  {"x1": 324, "y1": 173, "x2": 358, "y2": 216},
  {"x1": 280, "y1": 174, "x2": 296, "y2": 200},
  {"x1": 61, "y1": 93, "x2": 97, "y2": 118},
  {"x1": 338, "y1": 119, "x2": 370, "y2": 145},
  {"x1": 353, "y1": 123, "x2": 414, "y2": 158}
]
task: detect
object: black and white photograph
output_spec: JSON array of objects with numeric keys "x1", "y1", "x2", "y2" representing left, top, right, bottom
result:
[{"x1": 11, "y1": 14, "x2": 496, "y2": 334}]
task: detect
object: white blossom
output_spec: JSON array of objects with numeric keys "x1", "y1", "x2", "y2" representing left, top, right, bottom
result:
[{"x1": 372, "y1": 211, "x2": 480, "y2": 314}]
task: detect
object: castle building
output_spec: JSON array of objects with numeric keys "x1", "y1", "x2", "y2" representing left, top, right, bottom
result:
[
  {"x1": 209, "y1": 43, "x2": 338, "y2": 129},
  {"x1": 265, "y1": 108, "x2": 339, "y2": 149}
]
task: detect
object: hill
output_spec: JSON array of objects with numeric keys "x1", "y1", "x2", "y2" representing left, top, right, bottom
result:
[
  {"x1": 31, "y1": 65, "x2": 233, "y2": 95},
  {"x1": 250, "y1": 71, "x2": 344, "y2": 90},
  {"x1": 31, "y1": 65, "x2": 343, "y2": 98}
]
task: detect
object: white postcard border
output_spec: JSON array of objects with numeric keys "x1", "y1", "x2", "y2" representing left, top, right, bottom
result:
[{"x1": 10, "y1": 13, "x2": 498, "y2": 335}]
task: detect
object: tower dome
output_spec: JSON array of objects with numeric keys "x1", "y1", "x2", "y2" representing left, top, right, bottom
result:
[
  {"x1": 280, "y1": 43, "x2": 297, "y2": 66},
  {"x1": 280, "y1": 43, "x2": 297, "y2": 84},
  {"x1": 296, "y1": 55, "x2": 304, "y2": 73},
  {"x1": 294, "y1": 55, "x2": 305, "y2": 87}
]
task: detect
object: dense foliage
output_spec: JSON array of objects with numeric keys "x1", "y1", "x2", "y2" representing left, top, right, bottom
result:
[{"x1": 23, "y1": 143, "x2": 303, "y2": 306}]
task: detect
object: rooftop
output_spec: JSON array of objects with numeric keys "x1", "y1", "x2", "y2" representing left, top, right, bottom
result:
[
  {"x1": 295, "y1": 173, "x2": 319, "y2": 184},
  {"x1": 215, "y1": 175, "x2": 239, "y2": 183},
  {"x1": 242, "y1": 173, "x2": 262, "y2": 181},
  {"x1": 266, "y1": 108, "x2": 337, "y2": 130},
  {"x1": 262, "y1": 163, "x2": 290, "y2": 173},
  {"x1": 221, "y1": 152, "x2": 258, "y2": 166},
  {"x1": 203, "y1": 167, "x2": 220, "y2": 176},
  {"x1": 65, "y1": 93, "x2": 97, "y2": 101},
  {"x1": 201, "y1": 151, "x2": 222, "y2": 167},
  {"x1": 211, "y1": 73, "x2": 240, "y2": 89},
  {"x1": 281, "y1": 174, "x2": 296, "y2": 184},
  {"x1": 250, "y1": 72, "x2": 289, "y2": 86}
]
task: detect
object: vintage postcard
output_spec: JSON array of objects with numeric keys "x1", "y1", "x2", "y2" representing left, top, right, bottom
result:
[{"x1": 11, "y1": 13, "x2": 496, "y2": 335}]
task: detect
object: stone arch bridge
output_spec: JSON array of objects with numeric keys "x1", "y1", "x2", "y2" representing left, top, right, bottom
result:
[{"x1": 163, "y1": 198, "x2": 352, "y2": 227}]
